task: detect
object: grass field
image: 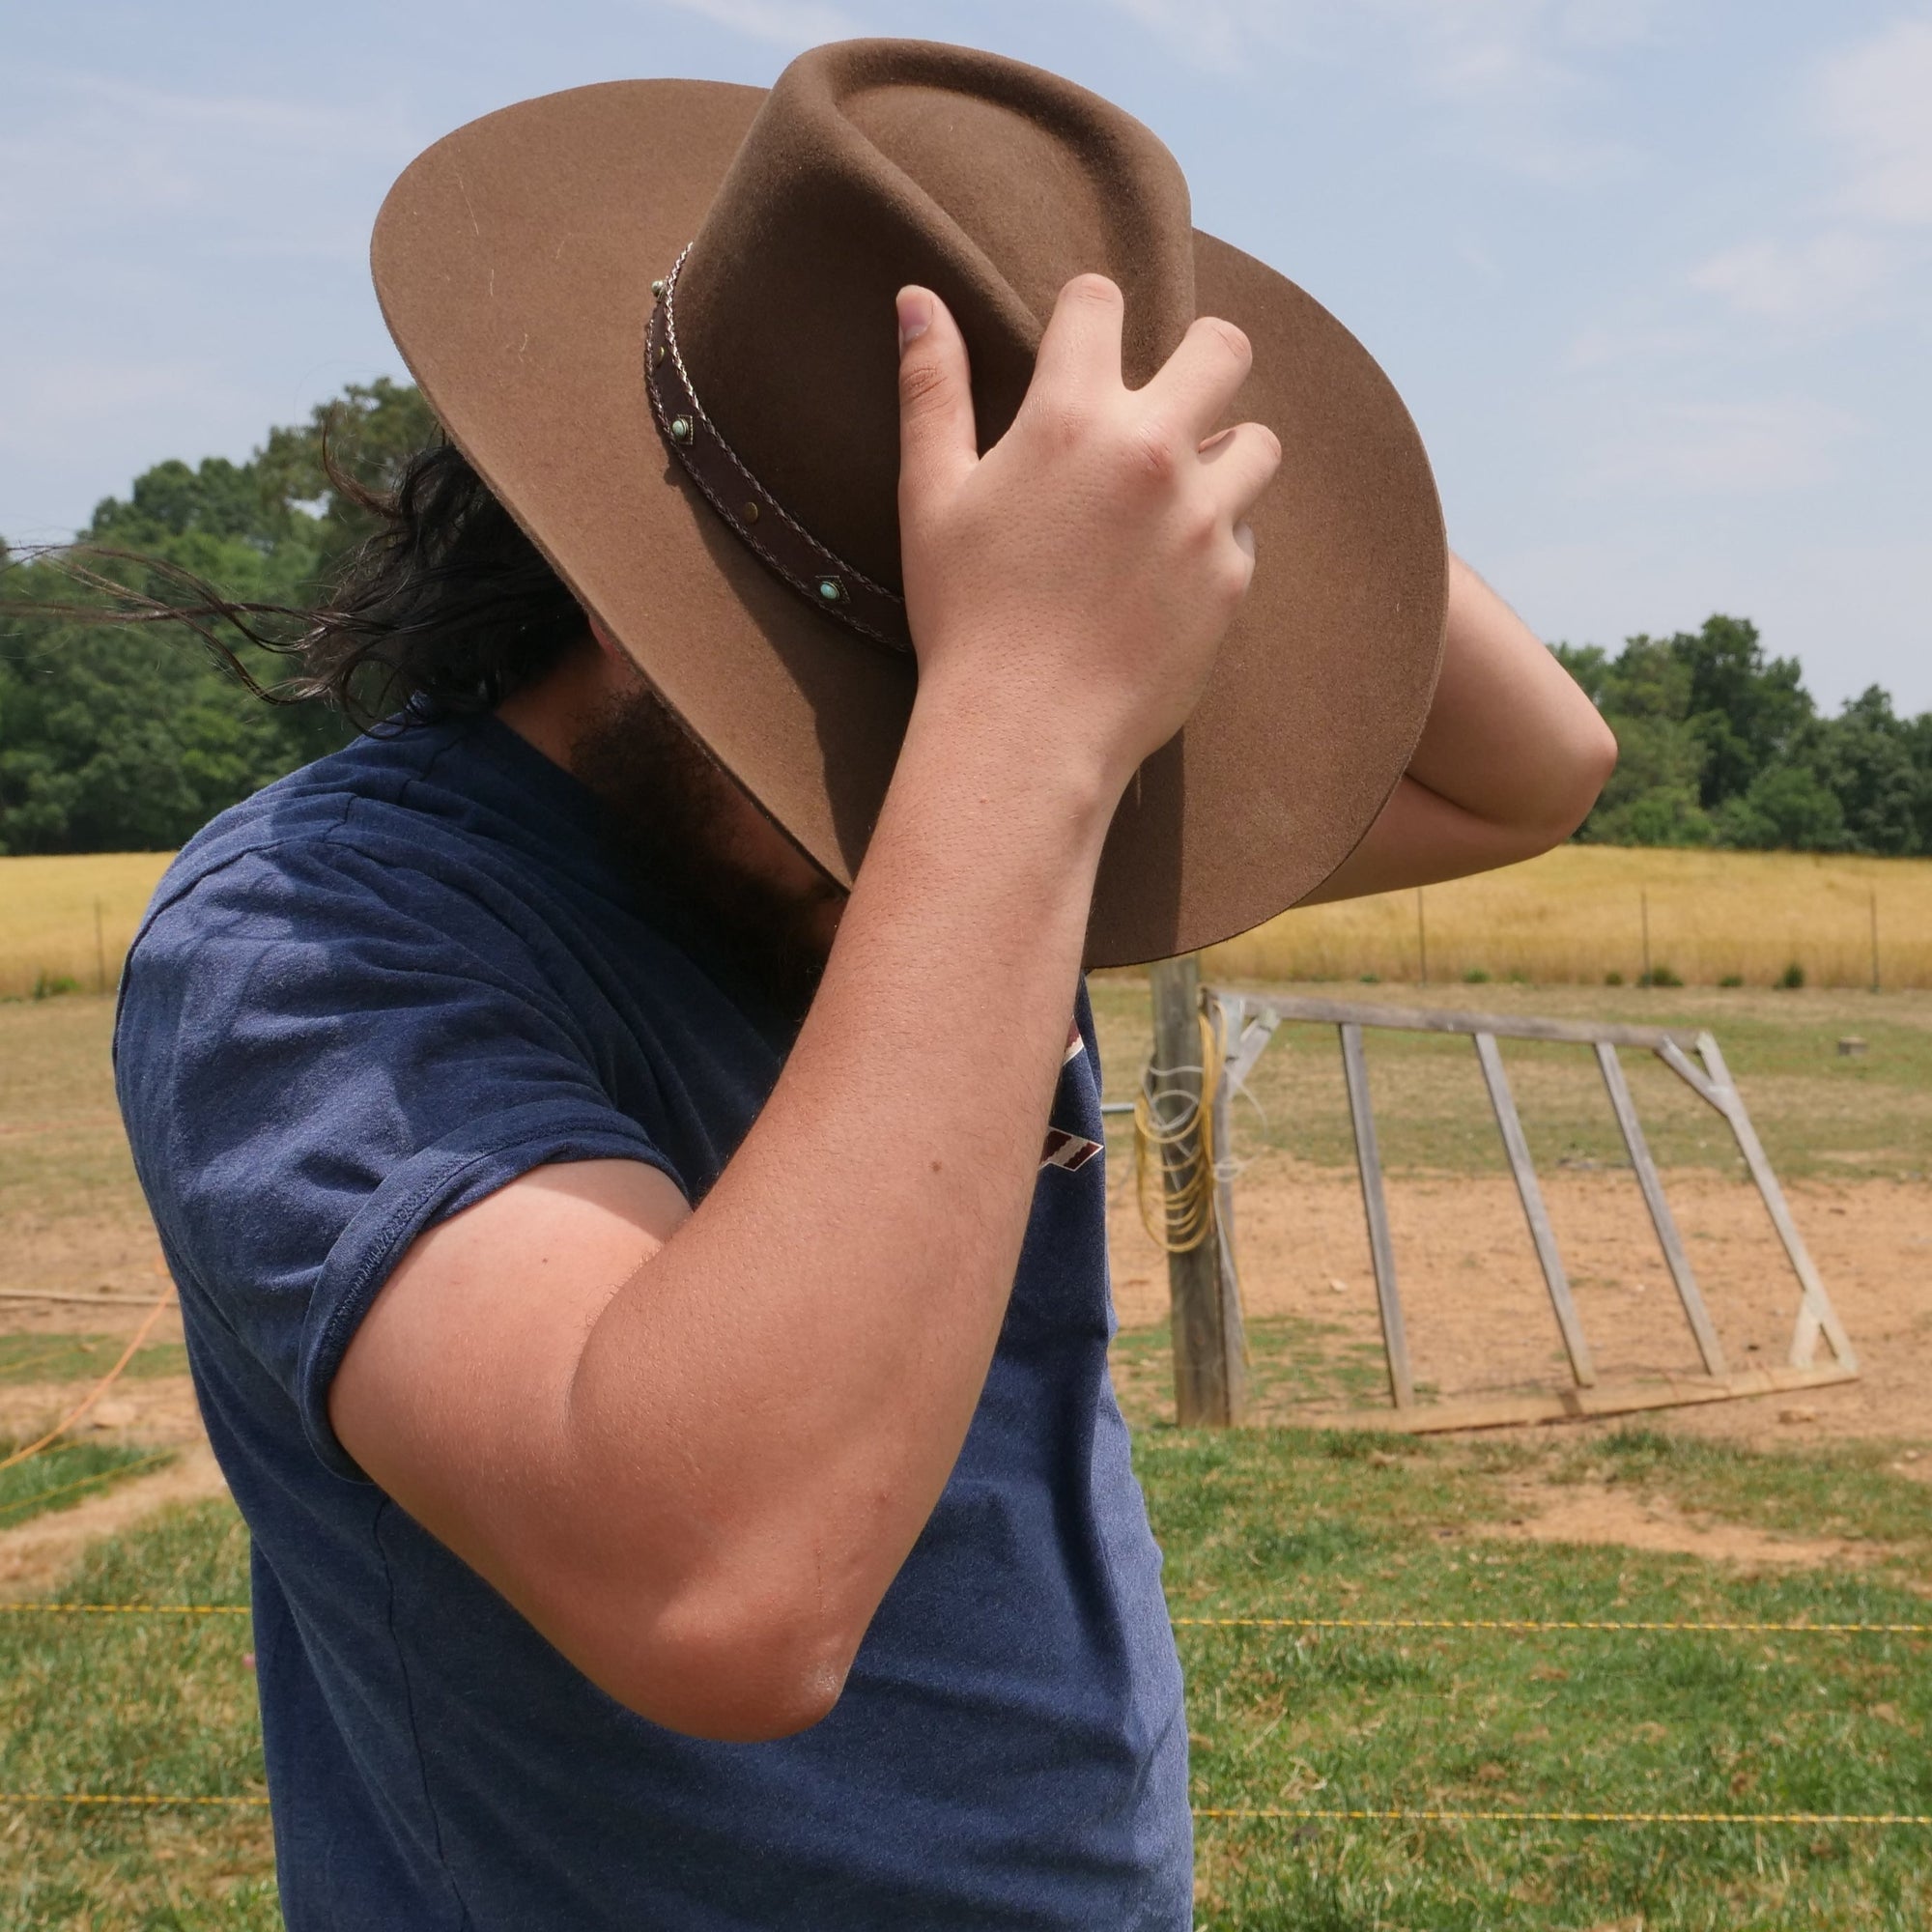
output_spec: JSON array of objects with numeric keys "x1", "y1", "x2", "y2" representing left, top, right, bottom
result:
[
  {"x1": 5, "y1": 1426, "x2": 1929, "y2": 1930},
  {"x1": 0, "y1": 1440, "x2": 168, "y2": 1536},
  {"x1": 0, "y1": 1338, "x2": 187, "y2": 1386},
  {"x1": 0, "y1": 855, "x2": 172, "y2": 1003},
  {"x1": 1090, "y1": 977, "x2": 1932, "y2": 1181},
  {"x1": 3, "y1": 967, "x2": 1929, "y2": 1923},
  {"x1": 6, "y1": 844, "x2": 1932, "y2": 1002},
  {"x1": 1198, "y1": 844, "x2": 1932, "y2": 990}
]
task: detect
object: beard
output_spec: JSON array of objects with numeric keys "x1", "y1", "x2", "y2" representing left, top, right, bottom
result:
[{"x1": 567, "y1": 681, "x2": 843, "y2": 1022}]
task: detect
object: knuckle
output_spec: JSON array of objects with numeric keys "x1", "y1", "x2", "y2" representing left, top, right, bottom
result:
[
  {"x1": 1185, "y1": 499, "x2": 1223, "y2": 553},
  {"x1": 1125, "y1": 419, "x2": 1179, "y2": 487},
  {"x1": 1050, "y1": 397, "x2": 1094, "y2": 444},
  {"x1": 896, "y1": 355, "x2": 952, "y2": 417}
]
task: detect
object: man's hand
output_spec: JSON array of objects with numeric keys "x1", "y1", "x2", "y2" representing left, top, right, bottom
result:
[
  {"x1": 330, "y1": 277, "x2": 1276, "y2": 1743},
  {"x1": 895, "y1": 276, "x2": 1279, "y2": 795}
]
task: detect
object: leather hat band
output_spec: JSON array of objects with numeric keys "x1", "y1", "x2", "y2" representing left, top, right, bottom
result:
[{"x1": 646, "y1": 245, "x2": 914, "y2": 655}]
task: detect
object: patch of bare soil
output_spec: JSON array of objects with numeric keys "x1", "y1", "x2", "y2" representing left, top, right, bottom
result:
[
  {"x1": 0, "y1": 1440, "x2": 228, "y2": 1600},
  {"x1": 0, "y1": 1371, "x2": 205, "y2": 1450},
  {"x1": 1, "y1": 1206, "x2": 171, "y2": 1306},
  {"x1": 1110, "y1": 1160, "x2": 1932, "y2": 1450},
  {"x1": 0, "y1": 1338, "x2": 226, "y2": 1600},
  {"x1": 1484, "y1": 1475, "x2": 1883, "y2": 1571}
]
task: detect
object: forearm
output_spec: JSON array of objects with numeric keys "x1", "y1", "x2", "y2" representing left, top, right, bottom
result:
[
  {"x1": 1304, "y1": 554, "x2": 1615, "y2": 902},
  {"x1": 547, "y1": 697, "x2": 1116, "y2": 1729}
]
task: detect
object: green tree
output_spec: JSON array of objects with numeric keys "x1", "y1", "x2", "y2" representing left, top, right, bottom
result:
[
  {"x1": 1560, "y1": 635, "x2": 1713, "y2": 846},
  {"x1": 1714, "y1": 760, "x2": 1848, "y2": 851},
  {"x1": 1673, "y1": 614, "x2": 1813, "y2": 809},
  {"x1": 255, "y1": 377, "x2": 441, "y2": 579},
  {"x1": 1805, "y1": 687, "x2": 1931, "y2": 855},
  {"x1": 0, "y1": 385, "x2": 428, "y2": 855}
]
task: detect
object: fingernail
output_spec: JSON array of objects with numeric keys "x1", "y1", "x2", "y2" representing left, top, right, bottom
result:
[{"x1": 896, "y1": 287, "x2": 932, "y2": 353}]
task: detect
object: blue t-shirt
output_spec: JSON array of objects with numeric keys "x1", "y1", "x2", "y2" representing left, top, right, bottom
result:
[{"x1": 113, "y1": 713, "x2": 1190, "y2": 1931}]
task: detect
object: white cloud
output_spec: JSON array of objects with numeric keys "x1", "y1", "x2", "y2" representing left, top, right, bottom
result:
[
  {"x1": 654, "y1": 0, "x2": 862, "y2": 44},
  {"x1": 1091, "y1": 0, "x2": 1648, "y2": 179},
  {"x1": 1690, "y1": 230, "x2": 1901, "y2": 326},
  {"x1": 1561, "y1": 320, "x2": 1710, "y2": 371},
  {"x1": 1818, "y1": 14, "x2": 1932, "y2": 227},
  {"x1": 1581, "y1": 397, "x2": 1864, "y2": 497},
  {"x1": 1686, "y1": 14, "x2": 1932, "y2": 333},
  {"x1": 0, "y1": 69, "x2": 417, "y2": 249}
]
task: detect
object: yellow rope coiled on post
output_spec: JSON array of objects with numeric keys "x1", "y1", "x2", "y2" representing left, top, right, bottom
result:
[{"x1": 1133, "y1": 1010, "x2": 1224, "y2": 1256}]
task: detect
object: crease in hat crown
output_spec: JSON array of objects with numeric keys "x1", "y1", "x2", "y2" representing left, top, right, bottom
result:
[{"x1": 664, "y1": 40, "x2": 1202, "y2": 599}]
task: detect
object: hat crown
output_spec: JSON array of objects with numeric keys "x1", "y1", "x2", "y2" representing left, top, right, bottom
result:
[{"x1": 672, "y1": 40, "x2": 1198, "y2": 594}]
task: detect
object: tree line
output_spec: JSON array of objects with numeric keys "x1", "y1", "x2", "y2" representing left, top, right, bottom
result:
[
  {"x1": 1555, "y1": 623, "x2": 1932, "y2": 855},
  {"x1": 0, "y1": 380, "x2": 432, "y2": 856},
  {"x1": 4, "y1": 379, "x2": 1930, "y2": 858}
]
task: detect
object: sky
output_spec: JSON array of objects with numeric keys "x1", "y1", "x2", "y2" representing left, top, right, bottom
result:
[{"x1": 6, "y1": 0, "x2": 1928, "y2": 713}]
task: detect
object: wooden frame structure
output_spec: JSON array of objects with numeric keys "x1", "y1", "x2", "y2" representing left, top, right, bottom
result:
[{"x1": 1182, "y1": 985, "x2": 1859, "y2": 1433}]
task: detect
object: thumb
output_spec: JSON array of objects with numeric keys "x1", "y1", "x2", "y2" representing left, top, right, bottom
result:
[{"x1": 895, "y1": 286, "x2": 977, "y2": 516}]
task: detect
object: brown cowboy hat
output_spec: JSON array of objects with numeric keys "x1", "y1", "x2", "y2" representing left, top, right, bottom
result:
[{"x1": 371, "y1": 39, "x2": 1446, "y2": 966}]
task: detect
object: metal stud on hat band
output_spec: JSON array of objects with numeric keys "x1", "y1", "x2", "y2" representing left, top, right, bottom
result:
[{"x1": 645, "y1": 246, "x2": 913, "y2": 654}]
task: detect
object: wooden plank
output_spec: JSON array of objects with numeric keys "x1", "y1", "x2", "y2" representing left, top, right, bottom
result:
[
  {"x1": 1595, "y1": 1042, "x2": 1728, "y2": 1378},
  {"x1": 1473, "y1": 1033, "x2": 1597, "y2": 1386},
  {"x1": 1208, "y1": 1006, "x2": 1249, "y2": 1427},
  {"x1": 1654, "y1": 1037, "x2": 1725, "y2": 1112},
  {"x1": 1150, "y1": 956, "x2": 1239, "y2": 1426},
  {"x1": 1695, "y1": 1033, "x2": 1857, "y2": 1374},
  {"x1": 1339, "y1": 1022, "x2": 1414, "y2": 1407},
  {"x1": 1239, "y1": 992, "x2": 1698, "y2": 1051},
  {"x1": 1315, "y1": 1362, "x2": 1858, "y2": 1435}
]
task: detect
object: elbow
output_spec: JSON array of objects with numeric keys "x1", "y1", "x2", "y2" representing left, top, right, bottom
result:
[
  {"x1": 1486, "y1": 712, "x2": 1617, "y2": 867},
  {"x1": 555, "y1": 1567, "x2": 862, "y2": 1744},
  {"x1": 1555, "y1": 711, "x2": 1619, "y2": 838}
]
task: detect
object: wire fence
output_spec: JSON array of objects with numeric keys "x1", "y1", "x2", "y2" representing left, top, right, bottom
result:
[{"x1": 3, "y1": 1595, "x2": 1927, "y2": 1828}]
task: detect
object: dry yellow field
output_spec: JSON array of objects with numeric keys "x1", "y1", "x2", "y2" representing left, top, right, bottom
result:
[
  {"x1": 0, "y1": 853, "x2": 175, "y2": 1001},
  {"x1": 5, "y1": 843, "x2": 1932, "y2": 998},
  {"x1": 1203, "y1": 843, "x2": 1932, "y2": 989}
]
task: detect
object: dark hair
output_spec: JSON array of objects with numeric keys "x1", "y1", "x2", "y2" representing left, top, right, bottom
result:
[
  {"x1": 14, "y1": 439, "x2": 586, "y2": 731},
  {"x1": 295, "y1": 440, "x2": 586, "y2": 724}
]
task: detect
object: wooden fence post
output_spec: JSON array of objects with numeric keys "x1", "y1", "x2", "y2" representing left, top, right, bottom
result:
[{"x1": 1150, "y1": 955, "x2": 1243, "y2": 1427}]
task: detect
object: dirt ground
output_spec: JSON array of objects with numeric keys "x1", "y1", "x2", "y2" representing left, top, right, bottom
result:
[
  {"x1": 2, "y1": 1158, "x2": 1928, "y2": 1595},
  {"x1": 1109, "y1": 1158, "x2": 1932, "y2": 1450}
]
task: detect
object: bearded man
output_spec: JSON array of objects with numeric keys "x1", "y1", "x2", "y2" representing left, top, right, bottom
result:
[{"x1": 115, "y1": 40, "x2": 1613, "y2": 1932}]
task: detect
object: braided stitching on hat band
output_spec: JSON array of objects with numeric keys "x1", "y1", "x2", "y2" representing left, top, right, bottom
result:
[{"x1": 646, "y1": 245, "x2": 913, "y2": 654}]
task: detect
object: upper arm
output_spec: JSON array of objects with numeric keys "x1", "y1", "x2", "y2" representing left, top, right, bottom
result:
[{"x1": 329, "y1": 1157, "x2": 692, "y2": 1646}]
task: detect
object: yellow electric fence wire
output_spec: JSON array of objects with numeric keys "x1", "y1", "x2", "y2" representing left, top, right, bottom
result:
[
  {"x1": 0, "y1": 1794, "x2": 267, "y2": 1809},
  {"x1": 1195, "y1": 1806, "x2": 1932, "y2": 1828},
  {"x1": 4, "y1": 1605, "x2": 1918, "y2": 1634},
  {"x1": 0, "y1": 1447, "x2": 177, "y2": 1524},
  {"x1": 0, "y1": 1289, "x2": 174, "y2": 1471},
  {"x1": 1173, "y1": 1613, "x2": 1932, "y2": 1635},
  {"x1": 0, "y1": 1601, "x2": 247, "y2": 1615},
  {"x1": 0, "y1": 1793, "x2": 1919, "y2": 1825},
  {"x1": 1134, "y1": 1011, "x2": 1223, "y2": 1254}
]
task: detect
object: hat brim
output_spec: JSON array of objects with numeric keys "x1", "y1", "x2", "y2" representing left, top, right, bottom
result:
[{"x1": 372, "y1": 78, "x2": 1446, "y2": 967}]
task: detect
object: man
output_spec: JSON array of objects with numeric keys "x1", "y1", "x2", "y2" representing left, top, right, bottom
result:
[{"x1": 116, "y1": 41, "x2": 1612, "y2": 1930}]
